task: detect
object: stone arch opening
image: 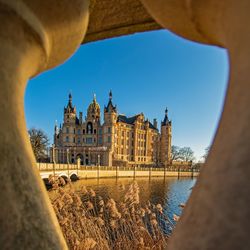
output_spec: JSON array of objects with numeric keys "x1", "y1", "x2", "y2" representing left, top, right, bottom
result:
[
  {"x1": 0, "y1": 1, "x2": 249, "y2": 249},
  {"x1": 70, "y1": 173, "x2": 79, "y2": 182},
  {"x1": 76, "y1": 153, "x2": 84, "y2": 165}
]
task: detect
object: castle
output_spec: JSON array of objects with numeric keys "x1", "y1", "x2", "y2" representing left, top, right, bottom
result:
[{"x1": 53, "y1": 92, "x2": 172, "y2": 167}]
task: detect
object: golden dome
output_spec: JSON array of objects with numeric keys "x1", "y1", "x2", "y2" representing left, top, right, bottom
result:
[{"x1": 87, "y1": 94, "x2": 100, "y2": 118}]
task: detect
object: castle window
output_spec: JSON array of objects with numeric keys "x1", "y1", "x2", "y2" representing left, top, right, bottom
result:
[
  {"x1": 66, "y1": 136, "x2": 69, "y2": 142},
  {"x1": 83, "y1": 129, "x2": 85, "y2": 134},
  {"x1": 108, "y1": 136, "x2": 111, "y2": 143},
  {"x1": 86, "y1": 137, "x2": 93, "y2": 144},
  {"x1": 108, "y1": 127, "x2": 111, "y2": 133},
  {"x1": 77, "y1": 138, "x2": 80, "y2": 144},
  {"x1": 73, "y1": 128, "x2": 75, "y2": 134},
  {"x1": 83, "y1": 138, "x2": 85, "y2": 143},
  {"x1": 87, "y1": 122, "x2": 93, "y2": 134},
  {"x1": 98, "y1": 137, "x2": 102, "y2": 144},
  {"x1": 94, "y1": 129, "x2": 96, "y2": 134},
  {"x1": 77, "y1": 129, "x2": 81, "y2": 135},
  {"x1": 73, "y1": 137, "x2": 75, "y2": 143},
  {"x1": 99, "y1": 128, "x2": 102, "y2": 134},
  {"x1": 66, "y1": 127, "x2": 69, "y2": 133}
]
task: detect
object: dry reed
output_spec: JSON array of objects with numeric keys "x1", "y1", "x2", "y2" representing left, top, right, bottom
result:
[{"x1": 49, "y1": 177, "x2": 173, "y2": 250}]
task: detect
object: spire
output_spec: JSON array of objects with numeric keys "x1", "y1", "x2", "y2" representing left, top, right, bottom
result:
[
  {"x1": 109, "y1": 90, "x2": 112, "y2": 100},
  {"x1": 93, "y1": 93, "x2": 96, "y2": 102},
  {"x1": 64, "y1": 92, "x2": 75, "y2": 113},
  {"x1": 162, "y1": 107, "x2": 170, "y2": 126},
  {"x1": 105, "y1": 90, "x2": 117, "y2": 113}
]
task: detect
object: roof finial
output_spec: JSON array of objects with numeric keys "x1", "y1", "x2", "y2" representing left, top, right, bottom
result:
[
  {"x1": 69, "y1": 92, "x2": 72, "y2": 102},
  {"x1": 93, "y1": 93, "x2": 96, "y2": 101},
  {"x1": 165, "y1": 107, "x2": 168, "y2": 115},
  {"x1": 109, "y1": 90, "x2": 112, "y2": 100}
]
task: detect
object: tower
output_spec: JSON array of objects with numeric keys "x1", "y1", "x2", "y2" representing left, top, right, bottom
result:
[
  {"x1": 160, "y1": 108, "x2": 172, "y2": 165},
  {"x1": 64, "y1": 93, "x2": 76, "y2": 124},
  {"x1": 104, "y1": 90, "x2": 117, "y2": 124},
  {"x1": 103, "y1": 91, "x2": 117, "y2": 160}
]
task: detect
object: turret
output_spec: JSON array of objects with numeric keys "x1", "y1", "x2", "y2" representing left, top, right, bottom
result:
[
  {"x1": 64, "y1": 93, "x2": 76, "y2": 124},
  {"x1": 160, "y1": 107, "x2": 172, "y2": 165},
  {"x1": 104, "y1": 90, "x2": 117, "y2": 124},
  {"x1": 161, "y1": 108, "x2": 170, "y2": 126},
  {"x1": 103, "y1": 91, "x2": 117, "y2": 153}
]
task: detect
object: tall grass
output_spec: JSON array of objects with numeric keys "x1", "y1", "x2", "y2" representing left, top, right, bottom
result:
[{"x1": 49, "y1": 177, "x2": 173, "y2": 250}]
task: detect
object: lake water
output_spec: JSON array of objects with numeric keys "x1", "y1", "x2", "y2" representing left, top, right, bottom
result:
[{"x1": 72, "y1": 177, "x2": 196, "y2": 227}]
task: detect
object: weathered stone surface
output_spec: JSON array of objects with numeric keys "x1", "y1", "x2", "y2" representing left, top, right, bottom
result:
[
  {"x1": 83, "y1": 0, "x2": 162, "y2": 43},
  {"x1": 140, "y1": 1, "x2": 250, "y2": 249},
  {"x1": 0, "y1": 0, "x2": 89, "y2": 249}
]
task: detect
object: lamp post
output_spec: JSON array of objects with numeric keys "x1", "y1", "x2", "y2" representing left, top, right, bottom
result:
[
  {"x1": 66, "y1": 148, "x2": 69, "y2": 177},
  {"x1": 52, "y1": 144, "x2": 56, "y2": 177},
  {"x1": 98, "y1": 154, "x2": 100, "y2": 166}
]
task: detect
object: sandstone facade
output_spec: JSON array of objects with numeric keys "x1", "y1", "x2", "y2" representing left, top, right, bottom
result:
[{"x1": 53, "y1": 91, "x2": 171, "y2": 167}]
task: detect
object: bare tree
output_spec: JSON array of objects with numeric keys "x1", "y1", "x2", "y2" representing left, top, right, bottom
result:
[
  {"x1": 28, "y1": 128, "x2": 49, "y2": 161},
  {"x1": 171, "y1": 146, "x2": 195, "y2": 162},
  {"x1": 171, "y1": 145, "x2": 181, "y2": 161},
  {"x1": 178, "y1": 147, "x2": 195, "y2": 162}
]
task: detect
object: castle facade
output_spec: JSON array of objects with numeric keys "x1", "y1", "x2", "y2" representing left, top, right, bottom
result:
[{"x1": 53, "y1": 92, "x2": 172, "y2": 167}]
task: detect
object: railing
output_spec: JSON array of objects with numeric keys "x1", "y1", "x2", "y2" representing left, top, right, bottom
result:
[{"x1": 37, "y1": 162, "x2": 200, "y2": 173}]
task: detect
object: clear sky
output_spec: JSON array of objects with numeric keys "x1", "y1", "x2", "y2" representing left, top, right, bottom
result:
[{"x1": 25, "y1": 30, "x2": 229, "y2": 161}]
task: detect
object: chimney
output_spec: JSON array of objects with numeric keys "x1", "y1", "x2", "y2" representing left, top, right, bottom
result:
[
  {"x1": 153, "y1": 118, "x2": 158, "y2": 129},
  {"x1": 79, "y1": 112, "x2": 83, "y2": 124}
]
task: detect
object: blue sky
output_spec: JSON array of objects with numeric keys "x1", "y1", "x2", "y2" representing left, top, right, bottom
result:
[{"x1": 25, "y1": 30, "x2": 229, "y2": 161}]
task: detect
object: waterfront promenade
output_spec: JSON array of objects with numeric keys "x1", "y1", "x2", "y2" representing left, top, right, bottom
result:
[{"x1": 37, "y1": 162, "x2": 199, "y2": 180}]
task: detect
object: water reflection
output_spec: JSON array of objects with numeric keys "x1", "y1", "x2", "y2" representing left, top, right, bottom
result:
[{"x1": 73, "y1": 177, "x2": 196, "y2": 225}]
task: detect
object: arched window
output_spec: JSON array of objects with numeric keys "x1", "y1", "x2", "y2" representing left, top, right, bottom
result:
[{"x1": 87, "y1": 122, "x2": 93, "y2": 134}]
